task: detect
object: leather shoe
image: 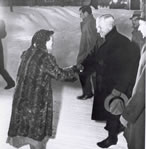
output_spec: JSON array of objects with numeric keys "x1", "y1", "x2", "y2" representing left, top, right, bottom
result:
[
  {"x1": 84, "y1": 94, "x2": 93, "y2": 99},
  {"x1": 97, "y1": 136, "x2": 118, "y2": 148},
  {"x1": 77, "y1": 94, "x2": 93, "y2": 100},
  {"x1": 77, "y1": 94, "x2": 86, "y2": 99},
  {"x1": 104, "y1": 125, "x2": 109, "y2": 131},
  {"x1": 5, "y1": 82, "x2": 15, "y2": 89}
]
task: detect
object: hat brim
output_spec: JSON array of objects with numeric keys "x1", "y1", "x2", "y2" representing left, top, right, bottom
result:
[
  {"x1": 104, "y1": 92, "x2": 129, "y2": 115},
  {"x1": 130, "y1": 16, "x2": 140, "y2": 20}
]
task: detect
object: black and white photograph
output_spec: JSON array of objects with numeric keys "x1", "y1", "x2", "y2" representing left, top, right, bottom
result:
[{"x1": 0, "y1": 0, "x2": 145, "y2": 149}]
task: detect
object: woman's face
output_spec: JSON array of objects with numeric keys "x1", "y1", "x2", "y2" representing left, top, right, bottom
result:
[{"x1": 46, "y1": 36, "x2": 53, "y2": 52}]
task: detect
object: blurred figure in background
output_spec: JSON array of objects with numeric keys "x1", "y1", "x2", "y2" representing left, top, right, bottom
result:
[
  {"x1": 0, "y1": 19, "x2": 15, "y2": 89},
  {"x1": 7, "y1": 29, "x2": 77, "y2": 149},
  {"x1": 90, "y1": 0, "x2": 98, "y2": 9},
  {"x1": 130, "y1": 11, "x2": 145, "y2": 52},
  {"x1": 76, "y1": 5, "x2": 97, "y2": 100}
]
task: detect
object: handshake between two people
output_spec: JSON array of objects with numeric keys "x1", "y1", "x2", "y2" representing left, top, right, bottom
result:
[
  {"x1": 69, "y1": 64, "x2": 84, "y2": 73},
  {"x1": 63, "y1": 64, "x2": 84, "y2": 82}
]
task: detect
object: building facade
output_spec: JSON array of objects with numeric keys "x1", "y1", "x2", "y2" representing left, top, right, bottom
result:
[{"x1": 1, "y1": 0, "x2": 90, "y2": 6}]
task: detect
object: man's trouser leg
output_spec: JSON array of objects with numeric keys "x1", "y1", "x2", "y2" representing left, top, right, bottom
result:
[
  {"x1": 107, "y1": 115, "x2": 122, "y2": 139},
  {"x1": 0, "y1": 68, "x2": 14, "y2": 85},
  {"x1": 79, "y1": 73, "x2": 93, "y2": 96}
]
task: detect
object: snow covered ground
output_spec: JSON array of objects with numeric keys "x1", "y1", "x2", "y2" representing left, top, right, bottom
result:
[{"x1": 0, "y1": 6, "x2": 134, "y2": 149}]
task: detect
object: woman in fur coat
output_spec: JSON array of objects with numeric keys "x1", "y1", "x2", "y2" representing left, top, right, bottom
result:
[{"x1": 7, "y1": 29, "x2": 76, "y2": 149}]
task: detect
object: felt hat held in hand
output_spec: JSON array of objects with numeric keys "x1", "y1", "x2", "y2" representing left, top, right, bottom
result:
[{"x1": 104, "y1": 89, "x2": 129, "y2": 115}]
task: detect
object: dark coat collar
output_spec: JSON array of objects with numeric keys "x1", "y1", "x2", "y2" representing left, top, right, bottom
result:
[{"x1": 105, "y1": 26, "x2": 118, "y2": 41}]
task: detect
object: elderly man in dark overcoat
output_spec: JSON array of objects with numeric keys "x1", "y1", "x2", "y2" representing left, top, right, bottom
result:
[
  {"x1": 0, "y1": 20, "x2": 15, "y2": 89},
  {"x1": 78, "y1": 14, "x2": 140, "y2": 148}
]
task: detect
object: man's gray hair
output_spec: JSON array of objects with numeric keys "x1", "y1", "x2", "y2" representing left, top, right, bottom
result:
[{"x1": 99, "y1": 14, "x2": 115, "y2": 28}]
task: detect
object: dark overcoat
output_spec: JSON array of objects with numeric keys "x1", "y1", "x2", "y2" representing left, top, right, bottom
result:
[
  {"x1": 8, "y1": 47, "x2": 76, "y2": 141},
  {"x1": 77, "y1": 14, "x2": 97, "y2": 64},
  {"x1": 82, "y1": 27, "x2": 140, "y2": 121},
  {"x1": 0, "y1": 20, "x2": 7, "y2": 69}
]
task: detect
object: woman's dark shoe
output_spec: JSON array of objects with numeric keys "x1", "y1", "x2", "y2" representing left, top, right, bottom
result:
[
  {"x1": 5, "y1": 81, "x2": 15, "y2": 89},
  {"x1": 97, "y1": 136, "x2": 118, "y2": 148}
]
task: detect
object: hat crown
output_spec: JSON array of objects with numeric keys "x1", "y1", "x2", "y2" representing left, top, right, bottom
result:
[{"x1": 130, "y1": 11, "x2": 142, "y2": 19}]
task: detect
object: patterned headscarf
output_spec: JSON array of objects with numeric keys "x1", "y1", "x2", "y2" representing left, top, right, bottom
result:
[{"x1": 31, "y1": 29, "x2": 54, "y2": 50}]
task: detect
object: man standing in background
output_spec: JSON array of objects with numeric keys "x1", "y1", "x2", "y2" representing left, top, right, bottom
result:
[
  {"x1": 90, "y1": 0, "x2": 98, "y2": 9},
  {"x1": 0, "y1": 20, "x2": 15, "y2": 89},
  {"x1": 76, "y1": 5, "x2": 97, "y2": 100},
  {"x1": 130, "y1": 11, "x2": 145, "y2": 52}
]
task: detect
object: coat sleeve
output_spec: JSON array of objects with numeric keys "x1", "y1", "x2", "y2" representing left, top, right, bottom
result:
[
  {"x1": 80, "y1": 45, "x2": 97, "y2": 76},
  {"x1": 77, "y1": 26, "x2": 87, "y2": 64},
  {"x1": 0, "y1": 20, "x2": 7, "y2": 39},
  {"x1": 122, "y1": 65, "x2": 145, "y2": 123},
  {"x1": 114, "y1": 41, "x2": 140, "y2": 95},
  {"x1": 44, "y1": 54, "x2": 76, "y2": 81},
  {"x1": 86, "y1": 20, "x2": 97, "y2": 54}
]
